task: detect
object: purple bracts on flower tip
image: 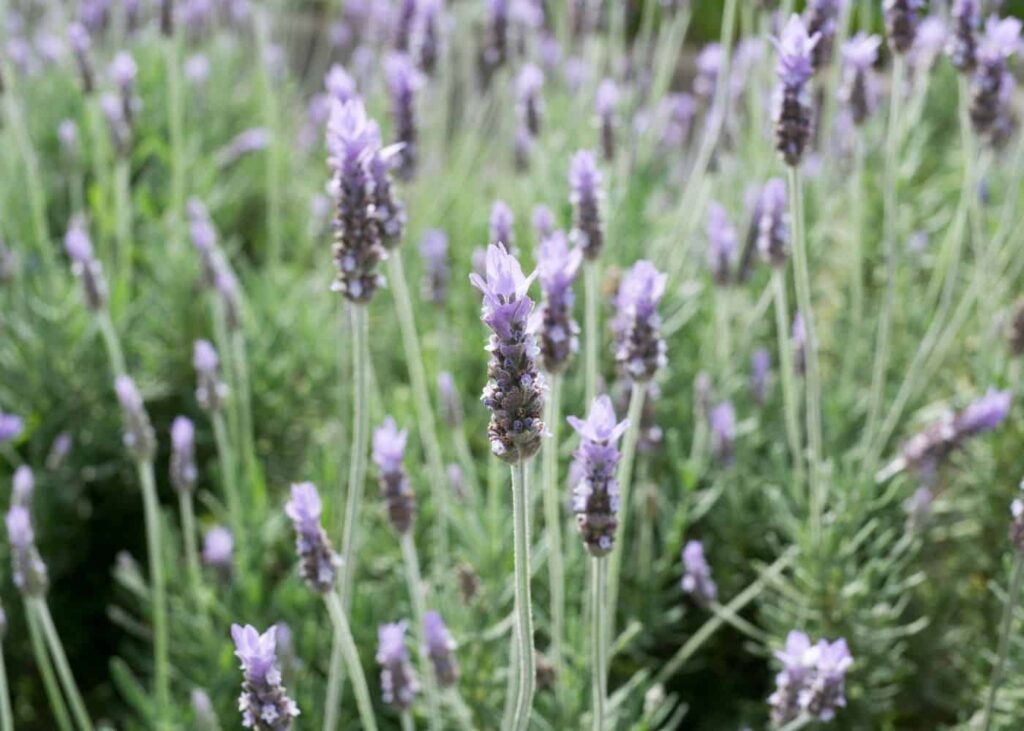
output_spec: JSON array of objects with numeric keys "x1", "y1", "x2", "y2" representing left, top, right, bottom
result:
[
  {"x1": 170, "y1": 416, "x2": 197, "y2": 494},
  {"x1": 948, "y1": 0, "x2": 979, "y2": 73},
  {"x1": 596, "y1": 78, "x2": 618, "y2": 161},
  {"x1": 681, "y1": 540, "x2": 717, "y2": 607},
  {"x1": 194, "y1": 340, "x2": 228, "y2": 412},
  {"x1": 231, "y1": 624, "x2": 300, "y2": 730},
  {"x1": 568, "y1": 395, "x2": 629, "y2": 556},
  {"x1": 706, "y1": 202, "x2": 737, "y2": 286},
  {"x1": 769, "y1": 631, "x2": 852, "y2": 725},
  {"x1": 773, "y1": 15, "x2": 819, "y2": 167},
  {"x1": 489, "y1": 200, "x2": 516, "y2": 254},
  {"x1": 116, "y1": 376, "x2": 156, "y2": 462},
  {"x1": 6, "y1": 505, "x2": 48, "y2": 596},
  {"x1": 517, "y1": 64, "x2": 545, "y2": 137},
  {"x1": 419, "y1": 229, "x2": 450, "y2": 306},
  {"x1": 709, "y1": 401, "x2": 736, "y2": 465},
  {"x1": 424, "y1": 610, "x2": 460, "y2": 687},
  {"x1": 970, "y1": 17, "x2": 1021, "y2": 146},
  {"x1": 0, "y1": 412, "x2": 23, "y2": 444},
  {"x1": 377, "y1": 621, "x2": 420, "y2": 710},
  {"x1": 471, "y1": 244, "x2": 545, "y2": 463},
  {"x1": 884, "y1": 0, "x2": 925, "y2": 54},
  {"x1": 613, "y1": 261, "x2": 668, "y2": 383},
  {"x1": 569, "y1": 150, "x2": 604, "y2": 260},
  {"x1": 535, "y1": 231, "x2": 583, "y2": 374},
  {"x1": 840, "y1": 33, "x2": 882, "y2": 126},
  {"x1": 373, "y1": 417, "x2": 416, "y2": 533},
  {"x1": 203, "y1": 526, "x2": 234, "y2": 572},
  {"x1": 325, "y1": 64, "x2": 358, "y2": 104},
  {"x1": 285, "y1": 482, "x2": 340, "y2": 593},
  {"x1": 385, "y1": 53, "x2": 422, "y2": 180},
  {"x1": 65, "y1": 217, "x2": 108, "y2": 311}
]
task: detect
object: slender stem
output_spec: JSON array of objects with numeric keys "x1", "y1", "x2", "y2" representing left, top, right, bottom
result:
[
  {"x1": 211, "y1": 411, "x2": 245, "y2": 558},
  {"x1": 786, "y1": 166, "x2": 823, "y2": 538},
  {"x1": 2, "y1": 88, "x2": 52, "y2": 269},
  {"x1": 113, "y1": 157, "x2": 134, "y2": 309},
  {"x1": 849, "y1": 136, "x2": 865, "y2": 338},
  {"x1": 772, "y1": 270, "x2": 805, "y2": 488},
  {"x1": 981, "y1": 554, "x2": 1024, "y2": 731},
  {"x1": 231, "y1": 330, "x2": 263, "y2": 517},
  {"x1": 584, "y1": 261, "x2": 601, "y2": 405},
  {"x1": 509, "y1": 461, "x2": 536, "y2": 731},
  {"x1": 177, "y1": 490, "x2": 204, "y2": 608},
  {"x1": 30, "y1": 598, "x2": 94, "y2": 731},
  {"x1": 136, "y1": 461, "x2": 170, "y2": 720},
  {"x1": 254, "y1": 8, "x2": 283, "y2": 263},
  {"x1": 339, "y1": 304, "x2": 370, "y2": 610},
  {"x1": 714, "y1": 287, "x2": 732, "y2": 378},
  {"x1": 400, "y1": 533, "x2": 442, "y2": 731},
  {"x1": 388, "y1": 254, "x2": 449, "y2": 570},
  {"x1": 165, "y1": 32, "x2": 185, "y2": 252},
  {"x1": 590, "y1": 558, "x2": 607, "y2": 731},
  {"x1": 401, "y1": 712, "x2": 415, "y2": 731},
  {"x1": 541, "y1": 374, "x2": 565, "y2": 674},
  {"x1": 323, "y1": 633, "x2": 345, "y2": 731},
  {"x1": 26, "y1": 602, "x2": 73, "y2": 731},
  {"x1": 500, "y1": 635, "x2": 519, "y2": 731},
  {"x1": 0, "y1": 641, "x2": 12, "y2": 731},
  {"x1": 779, "y1": 715, "x2": 813, "y2": 731},
  {"x1": 325, "y1": 592, "x2": 379, "y2": 731},
  {"x1": 97, "y1": 311, "x2": 128, "y2": 379}
]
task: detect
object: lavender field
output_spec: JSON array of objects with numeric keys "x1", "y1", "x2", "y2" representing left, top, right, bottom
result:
[{"x1": 2, "y1": 0, "x2": 1024, "y2": 728}]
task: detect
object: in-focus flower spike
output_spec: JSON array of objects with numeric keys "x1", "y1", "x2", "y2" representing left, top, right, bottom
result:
[
  {"x1": 438, "y1": 371, "x2": 463, "y2": 427},
  {"x1": 170, "y1": 416, "x2": 197, "y2": 494},
  {"x1": 423, "y1": 610, "x2": 459, "y2": 687},
  {"x1": 489, "y1": 200, "x2": 516, "y2": 254},
  {"x1": 680, "y1": 540, "x2": 717, "y2": 607},
  {"x1": 13, "y1": 466, "x2": 34, "y2": 507},
  {"x1": 769, "y1": 631, "x2": 815, "y2": 726},
  {"x1": 517, "y1": 63, "x2": 545, "y2": 136},
  {"x1": 68, "y1": 22, "x2": 95, "y2": 93},
  {"x1": 792, "y1": 311, "x2": 807, "y2": 376},
  {"x1": 567, "y1": 395, "x2": 629, "y2": 556},
  {"x1": 203, "y1": 525, "x2": 234, "y2": 574},
  {"x1": 706, "y1": 202, "x2": 738, "y2": 286},
  {"x1": 6, "y1": 505, "x2": 48, "y2": 596},
  {"x1": 751, "y1": 348, "x2": 772, "y2": 405},
  {"x1": 569, "y1": 150, "x2": 604, "y2": 260},
  {"x1": 193, "y1": 340, "x2": 228, "y2": 413},
  {"x1": 970, "y1": 16, "x2": 1022, "y2": 146},
  {"x1": 470, "y1": 244, "x2": 546, "y2": 463},
  {"x1": 884, "y1": 0, "x2": 925, "y2": 54},
  {"x1": 613, "y1": 261, "x2": 668, "y2": 383},
  {"x1": 116, "y1": 376, "x2": 156, "y2": 462},
  {"x1": 285, "y1": 482, "x2": 341, "y2": 593},
  {"x1": 804, "y1": 0, "x2": 844, "y2": 72},
  {"x1": 418, "y1": 0, "x2": 443, "y2": 75},
  {"x1": 799, "y1": 639, "x2": 853, "y2": 721},
  {"x1": 65, "y1": 216, "x2": 108, "y2": 311},
  {"x1": 755, "y1": 177, "x2": 789, "y2": 267},
  {"x1": 0, "y1": 412, "x2": 24, "y2": 444},
  {"x1": 372, "y1": 417, "x2": 416, "y2": 533},
  {"x1": 326, "y1": 98, "x2": 386, "y2": 303},
  {"x1": 1010, "y1": 481, "x2": 1024, "y2": 551},
  {"x1": 324, "y1": 64, "x2": 358, "y2": 104},
  {"x1": 948, "y1": 0, "x2": 980, "y2": 73},
  {"x1": 109, "y1": 51, "x2": 138, "y2": 127},
  {"x1": 839, "y1": 33, "x2": 882, "y2": 126},
  {"x1": 231, "y1": 624, "x2": 301, "y2": 730},
  {"x1": 419, "y1": 229, "x2": 450, "y2": 306},
  {"x1": 532, "y1": 205, "x2": 555, "y2": 241},
  {"x1": 773, "y1": 15, "x2": 820, "y2": 167},
  {"x1": 535, "y1": 231, "x2": 583, "y2": 374},
  {"x1": 385, "y1": 52, "x2": 422, "y2": 180},
  {"x1": 377, "y1": 621, "x2": 421, "y2": 710},
  {"x1": 709, "y1": 401, "x2": 736, "y2": 465},
  {"x1": 595, "y1": 78, "x2": 619, "y2": 161}
]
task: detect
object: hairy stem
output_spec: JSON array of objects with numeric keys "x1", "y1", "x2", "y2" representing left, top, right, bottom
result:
[
  {"x1": 0, "y1": 640, "x2": 11, "y2": 731},
  {"x1": 31, "y1": 598, "x2": 94, "y2": 731},
  {"x1": 136, "y1": 461, "x2": 169, "y2": 721},
  {"x1": 541, "y1": 374, "x2": 565, "y2": 674},
  {"x1": 591, "y1": 557, "x2": 607, "y2": 731},
  {"x1": 510, "y1": 460, "x2": 536, "y2": 731},
  {"x1": 772, "y1": 270, "x2": 805, "y2": 488},
  {"x1": 400, "y1": 533, "x2": 442, "y2": 731},
  {"x1": 339, "y1": 304, "x2": 370, "y2": 610},
  {"x1": 325, "y1": 592, "x2": 379, "y2": 731},
  {"x1": 26, "y1": 602, "x2": 73, "y2": 731},
  {"x1": 584, "y1": 261, "x2": 601, "y2": 405}
]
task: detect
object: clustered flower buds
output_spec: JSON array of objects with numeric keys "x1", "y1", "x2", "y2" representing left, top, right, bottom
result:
[
  {"x1": 681, "y1": 540, "x2": 717, "y2": 607},
  {"x1": 423, "y1": 610, "x2": 459, "y2": 687},
  {"x1": 285, "y1": 482, "x2": 341, "y2": 593},
  {"x1": 568, "y1": 395, "x2": 629, "y2": 556},
  {"x1": 709, "y1": 401, "x2": 736, "y2": 465},
  {"x1": 516, "y1": 64, "x2": 545, "y2": 137},
  {"x1": 419, "y1": 229, "x2": 450, "y2": 306},
  {"x1": 884, "y1": 0, "x2": 925, "y2": 55},
  {"x1": 372, "y1": 417, "x2": 416, "y2": 533},
  {"x1": 804, "y1": 0, "x2": 843, "y2": 72},
  {"x1": 569, "y1": 150, "x2": 604, "y2": 260},
  {"x1": 68, "y1": 22, "x2": 96, "y2": 93},
  {"x1": 65, "y1": 217, "x2": 108, "y2": 311},
  {"x1": 535, "y1": 232, "x2": 583, "y2": 374},
  {"x1": 613, "y1": 261, "x2": 668, "y2": 383},
  {"x1": 595, "y1": 78, "x2": 619, "y2": 162},
  {"x1": 377, "y1": 621, "x2": 421, "y2": 710},
  {"x1": 170, "y1": 416, "x2": 197, "y2": 494},
  {"x1": 385, "y1": 53, "x2": 422, "y2": 180},
  {"x1": 470, "y1": 244, "x2": 546, "y2": 464},
  {"x1": 231, "y1": 624, "x2": 301, "y2": 730},
  {"x1": 755, "y1": 178, "x2": 789, "y2": 267},
  {"x1": 706, "y1": 202, "x2": 738, "y2": 286},
  {"x1": 6, "y1": 493, "x2": 48, "y2": 597},
  {"x1": 769, "y1": 631, "x2": 853, "y2": 727},
  {"x1": 970, "y1": 17, "x2": 1021, "y2": 147},
  {"x1": 193, "y1": 340, "x2": 228, "y2": 412},
  {"x1": 116, "y1": 376, "x2": 156, "y2": 462},
  {"x1": 840, "y1": 34, "x2": 882, "y2": 126},
  {"x1": 773, "y1": 15, "x2": 819, "y2": 167},
  {"x1": 948, "y1": 0, "x2": 979, "y2": 73}
]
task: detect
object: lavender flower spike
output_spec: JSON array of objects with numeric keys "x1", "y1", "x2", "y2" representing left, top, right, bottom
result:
[
  {"x1": 109, "y1": 51, "x2": 138, "y2": 126},
  {"x1": 6, "y1": 505, "x2": 48, "y2": 596},
  {"x1": 203, "y1": 526, "x2": 235, "y2": 574},
  {"x1": 0, "y1": 412, "x2": 24, "y2": 444},
  {"x1": 804, "y1": 0, "x2": 844, "y2": 72},
  {"x1": 194, "y1": 340, "x2": 228, "y2": 412},
  {"x1": 13, "y1": 466, "x2": 34, "y2": 507},
  {"x1": 470, "y1": 244, "x2": 545, "y2": 463},
  {"x1": 595, "y1": 78, "x2": 619, "y2": 161},
  {"x1": 170, "y1": 416, "x2": 197, "y2": 494},
  {"x1": 377, "y1": 621, "x2": 420, "y2": 710},
  {"x1": 773, "y1": 15, "x2": 819, "y2": 167},
  {"x1": 385, "y1": 53, "x2": 422, "y2": 180},
  {"x1": 567, "y1": 395, "x2": 629, "y2": 556},
  {"x1": 970, "y1": 17, "x2": 1022, "y2": 144},
  {"x1": 751, "y1": 349, "x2": 772, "y2": 405},
  {"x1": 231, "y1": 624, "x2": 301, "y2": 730},
  {"x1": 423, "y1": 610, "x2": 459, "y2": 687},
  {"x1": 65, "y1": 217, "x2": 108, "y2": 311},
  {"x1": 67, "y1": 22, "x2": 95, "y2": 93},
  {"x1": 569, "y1": 150, "x2": 604, "y2": 260},
  {"x1": 756, "y1": 178, "x2": 789, "y2": 267},
  {"x1": 419, "y1": 229, "x2": 450, "y2": 306},
  {"x1": 884, "y1": 0, "x2": 925, "y2": 55},
  {"x1": 800, "y1": 638, "x2": 853, "y2": 721},
  {"x1": 680, "y1": 540, "x2": 717, "y2": 607},
  {"x1": 517, "y1": 64, "x2": 545, "y2": 137},
  {"x1": 285, "y1": 482, "x2": 341, "y2": 593},
  {"x1": 532, "y1": 205, "x2": 555, "y2": 241},
  {"x1": 706, "y1": 202, "x2": 737, "y2": 286},
  {"x1": 372, "y1": 417, "x2": 416, "y2": 533},
  {"x1": 709, "y1": 401, "x2": 736, "y2": 466},
  {"x1": 954, "y1": 388, "x2": 1011, "y2": 438},
  {"x1": 116, "y1": 376, "x2": 155, "y2": 462},
  {"x1": 769, "y1": 630, "x2": 815, "y2": 726},
  {"x1": 613, "y1": 261, "x2": 668, "y2": 383},
  {"x1": 489, "y1": 200, "x2": 516, "y2": 254},
  {"x1": 948, "y1": 0, "x2": 980, "y2": 73},
  {"x1": 840, "y1": 34, "x2": 882, "y2": 126},
  {"x1": 535, "y1": 231, "x2": 583, "y2": 374}
]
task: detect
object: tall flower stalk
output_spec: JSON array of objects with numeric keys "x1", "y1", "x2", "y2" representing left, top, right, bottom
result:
[
  {"x1": 570, "y1": 151, "x2": 605, "y2": 405},
  {"x1": 470, "y1": 244, "x2": 545, "y2": 731}
]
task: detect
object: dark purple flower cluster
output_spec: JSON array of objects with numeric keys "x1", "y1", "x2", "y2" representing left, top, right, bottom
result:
[
  {"x1": 754, "y1": 178, "x2": 789, "y2": 267},
  {"x1": 569, "y1": 151, "x2": 604, "y2": 260},
  {"x1": 840, "y1": 34, "x2": 882, "y2": 126},
  {"x1": 377, "y1": 621, "x2": 420, "y2": 710},
  {"x1": 884, "y1": 0, "x2": 925, "y2": 55},
  {"x1": 470, "y1": 244, "x2": 546, "y2": 464},
  {"x1": 970, "y1": 17, "x2": 1021, "y2": 147},
  {"x1": 535, "y1": 231, "x2": 582, "y2": 374},
  {"x1": 769, "y1": 631, "x2": 853, "y2": 726},
  {"x1": 285, "y1": 482, "x2": 341, "y2": 593},
  {"x1": 385, "y1": 53, "x2": 422, "y2": 180},
  {"x1": 424, "y1": 610, "x2": 459, "y2": 688},
  {"x1": 681, "y1": 540, "x2": 717, "y2": 607},
  {"x1": 948, "y1": 0, "x2": 979, "y2": 73},
  {"x1": 773, "y1": 16, "x2": 819, "y2": 167},
  {"x1": 804, "y1": 0, "x2": 843, "y2": 72},
  {"x1": 170, "y1": 416, "x2": 197, "y2": 494},
  {"x1": 116, "y1": 376, "x2": 156, "y2": 462},
  {"x1": 231, "y1": 624, "x2": 301, "y2": 730},
  {"x1": 613, "y1": 261, "x2": 668, "y2": 383},
  {"x1": 372, "y1": 417, "x2": 416, "y2": 534},
  {"x1": 901, "y1": 389, "x2": 1012, "y2": 476},
  {"x1": 65, "y1": 217, "x2": 108, "y2": 311},
  {"x1": 568, "y1": 395, "x2": 629, "y2": 556}
]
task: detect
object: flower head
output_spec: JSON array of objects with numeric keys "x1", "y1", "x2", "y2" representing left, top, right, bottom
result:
[
  {"x1": 6, "y1": 505, "x2": 48, "y2": 596},
  {"x1": 170, "y1": 416, "x2": 197, "y2": 494},
  {"x1": 569, "y1": 150, "x2": 604, "y2": 259},
  {"x1": 116, "y1": 376, "x2": 155, "y2": 461},
  {"x1": 535, "y1": 232, "x2": 583, "y2": 373},
  {"x1": 424, "y1": 610, "x2": 459, "y2": 687},
  {"x1": 706, "y1": 202, "x2": 737, "y2": 285},
  {"x1": 613, "y1": 261, "x2": 668, "y2": 382},
  {"x1": 203, "y1": 526, "x2": 234, "y2": 571},
  {"x1": 776, "y1": 15, "x2": 820, "y2": 87},
  {"x1": 709, "y1": 401, "x2": 736, "y2": 465},
  {"x1": 419, "y1": 229, "x2": 450, "y2": 306},
  {"x1": 773, "y1": 16, "x2": 819, "y2": 166},
  {"x1": 373, "y1": 418, "x2": 416, "y2": 533},
  {"x1": 231, "y1": 623, "x2": 300, "y2": 730},
  {"x1": 377, "y1": 621, "x2": 420, "y2": 710},
  {"x1": 0, "y1": 412, "x2": 23, "y2": 444},
  {"x1": 285, "y1": 482, "x2": 340, "y2": 592},
  {"x1": 194, "y1": 340, "x2": 228, "y2": 412},
  {"x1": 955, "y1": 388, "x2": 1011, "y2": 437},
  {"x1": 681, "y1": 540, "x2": 717, "y2": 607}
]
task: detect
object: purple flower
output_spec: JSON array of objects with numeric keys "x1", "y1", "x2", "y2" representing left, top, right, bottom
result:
[
  {"x1": 13, "y1": 466, "x2": 34, "y2": 507},
  {"x1": 191, "y1": 688, "x2": 219, "y2": 731},
  {"x1": 660, "y1": 92, "x2": 697, "y2": 149},
  {"x1": 419, "y1": 0, "x2": 442, "y2": 74},
  {"x1": 424, "y1": 610, "x2": 459, "y2": 687},
  {"x1": 1010, "y1": 483, "x2": 1024, "y2": 551},
  {"x1": 385, "y1": 53, "x2": 422, "y2": 180},
  {"x1": 217, "y1": 128, "x2": 270, "y2": 166},
  {"x1": 709, "y1": 401, "x2": 736, "y2": 465},
  {"x1": 489, "y1": 200, "x2": 516, "y2": 254},
  {"x1": 369, "y1": 145, "x2": 406, "y2": 250},
  {"x1": 373, "y1": 417, "x2": 416, "y2": 533},
  {"x1": 65, "y1": 217, "x2": 108, "y2": 310},
  {"x1": 799, "y1": 639, "x2": 853, "y2": 721},
  {"x1": 884, "y1": 0, "x2": 925, "y2": 54},
  {"x1": 535, "y1": 232, "x2": 583, "y2": 374},
  {"x1": 840, "y1": 33, "x2": 882, "y2": 125},
  {"x1": 680, "y1": 540, "x2": 717, "y2": 607},
  {"x1": 170, "y1": 416, "x2": 197, "y2": 494},
  {"x1": 803, "y1": 0, "x2": 844, "y2": 72},
  {"x1": 948, "y1": 0, "x2": 980, "y2": 73},
  {"x1": 694, "y1": 43, "x2": 723, "y2": 104},
  {"x1": 109, "y1": 51, "x2": 138, "y2": 123},
  {"x1": 769, "y1": 630, "x2": 815, "y2": 725},
  {"x1": 377, "y1": 621, "x2": 420, "y2": 710},
  {"x1": 231, "y1": 624, "x2": 300, "y2": 730},
  {"x1": 116, "y1": 376, "x2": 155, "y2": 461},
  {"x1": 912, "y1": 17, "x2": 948, "y2": 73},
  {"x1": 532, "y1": 205, "x2": 555, "y2": 241},
  {"x1": 100, "y1": 92, "x2": 132, "y2": 157},
  {"x1": 613, "y1": 261, "x2": 668, "y2": 383},
  {"x1": 955, "y1": 388, "x2": 1011, "y2": 437},
  {"x1": 58, "y1": 120, "x2": 79, "y2": 161},
  {"x1": 203, "y1": 526, "x2": 234, "y2": 572},
  {"x1": 569, "y1": 150, "x2": 604, "y2": 260},
  {"x1": 285, "y1": 482, "x2": 340, "y2": 593},
  {"x1": 45, "y1": 432, "x2": 73, "y2": 471},
  {"x1": 194, "y1": 340, "x2": 228, "y2": 412},
  {"x1": 904, "y1": 486, "x2": 934, "y2": 532},
  {"x1": 325, "y1": 64, "x2": 358, "y2": 104},
  {"x1": 755, "y1": 178, "x2": 789, "y2": 267},
  {"x1": 470, "y1": 245, "x2": 545, "y2": 463},
  {"x1": 6, "y1": 505, "x2": 48, "y2": 596},
  {"x1": 517, "y1": 64, "x2": 545, "y2": 137},
  {"x1": 185, "y1": 54, "x2": 210, "y2": 86},
  {"x1": 970, "y1": 17, "x2": 1022, "y2": 146},
  {"x1": 792, "y1": 312, "x2": 807, "y2": 376},
  {"x1": 67, "y1": 22, "x2": 95, "y2": 93},
  {"x1": 419, "y1": 229, "x2": 450, "y2": 306},
  {"x1": 0, "y1": 412, "x2": 23, "y2": 444},
  {"x1": 596, "y1": 78, "x2": 619, "y2": 161},
  {"x1": 773, "y1": 15, "x2": 819, "y2": 166},
  {"x1": 706, "y1": 202, "x2": 737, "y2": 285},
  {"x1": 751, "y1": 349, "x2": 772, "y2": 405},
  {"x1": 567, "y1": 395, "x2": 629, "y2": 556}
]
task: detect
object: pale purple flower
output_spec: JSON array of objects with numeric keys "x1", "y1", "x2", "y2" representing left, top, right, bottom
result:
[
  {"x1": 948, "y1": 0, "x2": 980, "y2": 73},
  {"x1": 840, "y1": 33, "x2": 882, "y2": 125},
  {"x1": 569, "y1": 150, "x2": 604, "y2": 260},
  {"x1": 6, "y1": 505, "x2": 48, "y2": 596},
  {"x1": 12, "y1": 466, "x2": 34, "y2": 507},
  {"x1": 285, "y1": 482, "x2": 340, "y2": 592},
  {"x1": 325, "y1": 64, "x2": 358, "y2": 104},
  {"x1": 769, "y1": 630, "x2": 815, "y2": 726},
  {"x1": 694, "y1": 43, "x2": 723, "y2": 104},
  {"x1": 100, "y1": 92, "x2": 131, "y2": 157},
  {"x1": 751, "y1": 349, "x2": 772, "y2": 405},
  {"x1": 216, "y1": 128, "x2": 270, "y2": 167},
  {"x1": 194, "y1": 340, "x2": 228, "y2": 412},
  {"x1": 681, "y1": 540, "x2": 717, "y2": 607},
  {"x1": 532, "y1": 205, "x2": 555, "y2": 241},
  {"x1": 912, "y1": 17, "x2": 948, "y2": 73},
  {"x1": 59, "y1": 119, "x2": 80, "y2": 162},
  {"x1": 419, "y1": 229, "x2": 450, "y2": 306},
  {"x1": 0, "y1": 412, "x2": 23, "y2": 444},
  {"x1": 191, "y1": 688, "x2": 219, "y2": 730},
  {"x1": 424, "y1": 610, "x2": 459, "y2": 687},
  {"x1": 185, "y1": 54, "x2": 210, "y2": 86},
  {"x1": 64, "y1": 217, "x2": 108, "y2": 311},
  {"x1": 231, "y1": 624, "x2": 300, "y2": 730},
  {"x1": 373, "y1": 417, "x2": 416, "y2": 533},
  {"x1": 393, "y1": 0, "x2": 418, "y2": 52},
  {"x1": 109, "y1": 51, "x2": 138, "y2": 124},
  {"x1": 46, "y1": 432, "x2": 73, "y2": 471},
  {"x1": 385, "y1": 53, "x2": 422, "y2": 180},
  {"x1": 773, "y1": 15, "x2": 819, "y2": 166},
  {"x1": 613, "y1": 261, "x2": 668, "y2": 382},
  {"x1": 170, "y1": 416, "x2": 197, "y2": 494},
  {"x1": 203, "y1": 526, "x2": 234, "y2": 571},
  {"x1": 535, "y1": 232, "x2": 582, "y2": 373},
  {"x1": 660, "y1": 92, "x2": 697, "y2": 149},
  {"x1": 709, "y1": 401, "x2": 736, "y2": 465},
  {"x1": 377, "y1": 621, "x2": 420, "y2": 709},
  {"x1": 489, "y1": 200, "x2": 516, "y2": 254},
  {"x1": 419, "y1": 0, "x2": 443, "y2": 74},
  {"x1": 799, "y1": 639, "x2": 853, "y2": 721},
  {"x1": 706, "y1": 202, "x2": 737, "y2": 285},
  {"x1": 756, "y1": 178, "x2": 789, "y2": 267},
  {"x1": 116, "y1": 376, "x2": 155, "y2": 461},
  {"x1": 480, "y1": 0, "x2": 509, "y2": 80},
  {"x1": 517, "y1": 64, "x2": 545, "y2": 137},
  {"x1": 955, "y1": 388, "x2": 1011, "y2": 437}
]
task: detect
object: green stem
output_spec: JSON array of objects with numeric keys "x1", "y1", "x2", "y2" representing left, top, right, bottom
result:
[
  {"x1": 323, "y1": 633, "x2": 345, "y2": 731},
  {"x1": 254, "y1": 8, "x2": 283, "y2": 264},
  {"x1": 113, "y1": 157, "x2": 134, "y2": 310},
  {"x1": 0, "y1": 640, "x2": 12, "y2": 731},
  {"x1": 772, "y1": 270, "x2": 805, "y2": 489},
  {"x1": 231, "y1": 330, "x2": 263, "y2": 517},
  {"x1": 26, "y1": 602, "x2": 73, "y2": 731},
  {"x1": 165, "y1": 33, "x2": 185, "y2": 252},
  {"x1": 590, "y1": 558, "x2": 607, "y2": 731},
  {"x1": 388, "y1": 254, "x2": 449, "y2": 570},
  {"x1": 97, "y1": 311, "x2": 128, "y2": 380},
  {"x1": 30, "y1": 598, "x2": 94, "y2": 731},
  {"x1": 849, "y1": 136, "x2": 865, "y2": 339},
  {"x1": 211, "y1": 411, "x2": 245, "y2": 559},
  {"x1": 444, "y1": 688, "x2": 476, "y2": 731},
  {"x1": 325, "y1": 592, "x2": 379, "y2": 731},
  {"x1": 541, "y1": 374, "x2": 565, "y2": 674},
  {"x1": 400, "y1": 533, "x2": 442, "y2": 731},
  {"x1": 786, "y1": 166, "x2": 823, "y2": 539},
  {"x1": 509, "y1": 461, "x2": 536, "y2": 731},
  {"x1": 584, "y1": 261, "x2": 601, "y2": 405},
  {"x1": 714, "y1": 287, "x2": 732, "y2": 378},
  {"x1": 177, "y1": 490, "x2": 204, "y2": 609},
  {"x1": 339, "y1": 304, "x2": 370, "y2": 610},
  {"x1": 136, "y1": 461, "x2": 170, "y2": 720},
  {"x1": 401, "y1": 712, "x2": 415, "y2": 731},
  {"x1": 500, "y1": 636, "x2": 519, "y2": 731},
  {"x1": 981, "y1": 554, "x2": 1024, "y2": 731}
]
